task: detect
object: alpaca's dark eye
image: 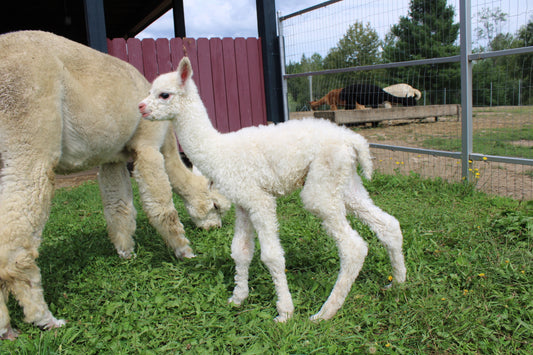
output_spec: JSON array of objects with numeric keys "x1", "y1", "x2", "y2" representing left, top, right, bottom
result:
[{"x1": 159, "y1": 93, "x2": 170, "y2": 100}]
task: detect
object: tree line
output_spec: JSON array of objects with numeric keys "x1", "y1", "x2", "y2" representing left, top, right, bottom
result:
[{"x1": 286, "y1": 0, "x2": 532, "y2": 111}]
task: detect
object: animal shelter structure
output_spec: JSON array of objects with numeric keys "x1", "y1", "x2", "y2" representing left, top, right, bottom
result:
[{"x1": 0, "y1": 0, "x2": 282, "y2": 126}]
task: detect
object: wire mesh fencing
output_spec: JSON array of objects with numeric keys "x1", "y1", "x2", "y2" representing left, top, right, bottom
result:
[{"x1": 279, "y1": 0, "x2": 533, "y2": 200}]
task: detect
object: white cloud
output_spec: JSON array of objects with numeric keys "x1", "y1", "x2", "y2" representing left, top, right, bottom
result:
[{"x1": 136, "y1": 0, "x2": 321, "y2": 39}]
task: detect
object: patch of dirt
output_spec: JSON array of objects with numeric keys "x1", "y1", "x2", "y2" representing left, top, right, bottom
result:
[
  {"x1": 510, "y1": 140, "x2": 533, "y2": 148},
  {"x1": 354, "y1": 106, "x2": 533, "y2": 200},
  {"x1": 55, "y1": 168, "x2": 99, "y2": 189}
]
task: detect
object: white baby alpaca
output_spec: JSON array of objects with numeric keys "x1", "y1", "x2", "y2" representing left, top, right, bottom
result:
[{"x1": 139, "y1": 57, "x2": 407, "y2": 322}]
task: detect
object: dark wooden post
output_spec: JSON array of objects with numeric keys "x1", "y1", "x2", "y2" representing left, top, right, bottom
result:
[
  {"x1": 84, "y1": 0, "x2": 108, "y2": 53},
  {"x1": 256, "y1": 0, "x2": 283, "y2": 123},
  {"x1": 172, "y1": 0, "x2": 186, "y2": 37}
]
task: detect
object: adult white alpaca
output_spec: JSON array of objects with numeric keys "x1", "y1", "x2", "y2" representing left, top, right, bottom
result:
[
  {"x1": 139, "y1": 57, "x2": 407, "y2": 322},
  {"x1": 0, "y1": 31, "x2": 229, "y2": 339}
]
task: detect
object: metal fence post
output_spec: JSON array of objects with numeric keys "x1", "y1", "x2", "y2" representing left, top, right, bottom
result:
[{"x1": 460, "y1": 0, "x2": 473, "y2": 182}]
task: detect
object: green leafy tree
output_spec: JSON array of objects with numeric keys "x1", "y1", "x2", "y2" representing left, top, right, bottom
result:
[
  {"x1": 382, "y1": 0, "x2": 460, "y2": 104},
  {"x1": 515, "y1": 20, "x2": 533, "y2": 104},
  {"x1": 323, "y1": 22, "x2": 381, "y2": 69},
  {"x1": 322, "y1": 21, "x2": 383, "y2": 88},
  {"x1": 475, "y1": 7, "x2": 508, "y2": 51},
  {"x1": 472, "y1": 17, "x2": 532, "y2": 106},
  {"x1": 286, "y1": 53, "x2": 324, "y2": 111}
]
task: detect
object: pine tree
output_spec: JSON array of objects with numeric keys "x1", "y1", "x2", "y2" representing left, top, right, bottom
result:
[{"x1": 382, "y1": 0, "x2": 460, "y2": 104}]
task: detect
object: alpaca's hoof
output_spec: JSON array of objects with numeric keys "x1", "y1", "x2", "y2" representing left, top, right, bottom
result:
[
  {"x1": 195, "y1": 216, "x2": 222, "y2": 230},
  {"x1": 175, "y1": 248, "x2": 196, "y2": 259},
  {"x1": 0, "y1": 326, "x2": 19, "y2": 340},
  {"x1": 228, "y1": 296, "x2": 242, "y2": 306},
  {"x1": 117, "y1": 248, "x2": 136, "y2": 259},
  {"x1": 44, "y1": 318, "x2": 66, "y2": 330},
  {"x1": 309, "y1": 313, "x2": 323, "y2": 322},
  {"x1": 274, "y1": 312, "x2": 292, "y2": 323},
  {"x1": 37, "y1": 318, "x2": 66, "y2": 331},
  {"x1": 310, "y1": 310, "x2": 333, "y2": 322}
]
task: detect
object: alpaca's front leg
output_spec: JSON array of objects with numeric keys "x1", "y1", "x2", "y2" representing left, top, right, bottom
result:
[
  {"x1": 133, "y1": 146, "x2": 194, "y2": 258},
  {"x1": 228, "y1": 207, "x2": 255, "y2": 305},
  {"x1": 249, "y1": 201, "x2": 294, "y2": 322},
  {"x1": 98, "y1": 162, "x2": 137, "y2": 259},
  {"x1": 161, "y1": 128, "x2": 230, "y2": 230}
]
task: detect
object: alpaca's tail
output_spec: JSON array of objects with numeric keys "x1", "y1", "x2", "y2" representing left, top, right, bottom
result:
[{"x1": 351, "y1": 134, "x2": 373, "y2": 180}]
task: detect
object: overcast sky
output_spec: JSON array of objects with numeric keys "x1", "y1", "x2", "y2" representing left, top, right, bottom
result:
[
  {"x1": 136, "y1": 0, "x2": 529, "y2": 58},
  {"x1": 136, "y1": 0, "x2": 323, "y2": 39}
]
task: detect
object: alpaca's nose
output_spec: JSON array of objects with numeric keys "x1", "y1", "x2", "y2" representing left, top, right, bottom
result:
[{"x1": 138, "y1": 102, "x2": 146, "y2": 112}]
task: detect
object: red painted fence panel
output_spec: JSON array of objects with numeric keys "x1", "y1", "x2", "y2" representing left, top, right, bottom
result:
[{"x1": 107, "y1": 37, "x2": 267, "y2": 133}]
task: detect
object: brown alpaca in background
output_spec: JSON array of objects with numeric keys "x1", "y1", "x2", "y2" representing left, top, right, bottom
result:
[{"x1": 310, "y1": 88, "x2": 366, "y2": 111}]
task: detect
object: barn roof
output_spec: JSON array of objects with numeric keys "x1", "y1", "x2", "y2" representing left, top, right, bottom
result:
[{"x1": 1, "y1": 0, "x2": 173, "y2": 44}]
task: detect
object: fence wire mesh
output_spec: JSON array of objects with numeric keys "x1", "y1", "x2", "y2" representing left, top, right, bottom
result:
[{"x1": 279, "y1": 0, "x2": 533, "y2": 200}]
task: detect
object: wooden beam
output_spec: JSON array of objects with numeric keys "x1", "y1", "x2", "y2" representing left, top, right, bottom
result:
[
  {"x1": 290, "y1": 105, "x2": 461, "y2": 124},
  {"x1": 84, "y1": 0, "x2": 108, "y2": 52},
  {"x1": 172, "y1": 0, "x2": 186, "y2": 37}
]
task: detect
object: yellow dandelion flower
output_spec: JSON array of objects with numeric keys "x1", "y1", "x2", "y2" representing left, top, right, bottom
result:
[
  {"x1": 505, "y1": 260, "x2": 510, "y2": 263},
  {"x1": 463, "y1": 289, "x2": 469, "y2": 295},
  {"x1": 385, "y1": 343, "x2": 391, "y2": 348},
  {"x1": 441, "y1": 297, "x2": 446, "y2": 301},
  {"x1": 388, "y1": 275, "x2": 393, "y2": 282},
  {"x1": 521, "y1": 270, "x2": 525, "y2": 274},
  {"x1": 482, "y1": 157, "x2": 488, "y2": 161},
  {"x1": 478, "y1": 273, "x2": 485, "y2": 277}
]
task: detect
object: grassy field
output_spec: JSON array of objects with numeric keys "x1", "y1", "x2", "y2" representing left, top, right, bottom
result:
[{"x1": 1, "y1": 174, "x2": 531, "y2": 354}]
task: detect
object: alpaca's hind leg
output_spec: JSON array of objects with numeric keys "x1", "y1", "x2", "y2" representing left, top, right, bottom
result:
[
  {"x1": 98, "y1": 162, "x2": 137, "y2": 259},
  {"x1": 300, "y1": 152, "x2": 369, "y2": 321},
  {"x1": 312, "y1": 218, "x2": 368, "y2": 321},
  {"x1": 228, "y1": 207, "x2": 255, "y2": 305},
  {"x1": 247, "y1": 197, "x2": 294, "y2": 322},
  {"x1": 133, "y1": 146, "x2": 194, "y2": 258},
  {"x1": 301, "y1": 183, "x2": 368, "y2": 321},
  {"x1": 0, "y1": 156, "x2": 65, "y2": 335},
  {"x1": 344, "y1": 174, "x2": 406, "y2": 284}
]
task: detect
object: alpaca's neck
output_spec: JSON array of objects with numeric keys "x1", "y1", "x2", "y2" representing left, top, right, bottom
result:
[{"x1": 172, "y1": 91, "x2": 222, "y2": 169}]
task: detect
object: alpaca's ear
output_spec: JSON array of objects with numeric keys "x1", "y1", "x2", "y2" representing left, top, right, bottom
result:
[{"x1": 177, "y1": 57, "x2": 193, "y2": 87}]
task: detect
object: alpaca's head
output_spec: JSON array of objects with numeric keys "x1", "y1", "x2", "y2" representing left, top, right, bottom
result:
[{"x1": 139, "y1": 57, "x2": 195, "y2": 121}]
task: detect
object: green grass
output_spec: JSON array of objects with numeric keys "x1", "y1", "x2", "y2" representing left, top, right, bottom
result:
[
  {"x1": 1, "y1": 174, "x2": 531, "y2": 354},
  {"x1": 422, "y1": 124, "x2": 533, "y2": 159}
]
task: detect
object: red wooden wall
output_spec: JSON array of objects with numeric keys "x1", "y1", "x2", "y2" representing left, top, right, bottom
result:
[{"x1": 107, "y1": 37, "x2": 267, "y2": 132}]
